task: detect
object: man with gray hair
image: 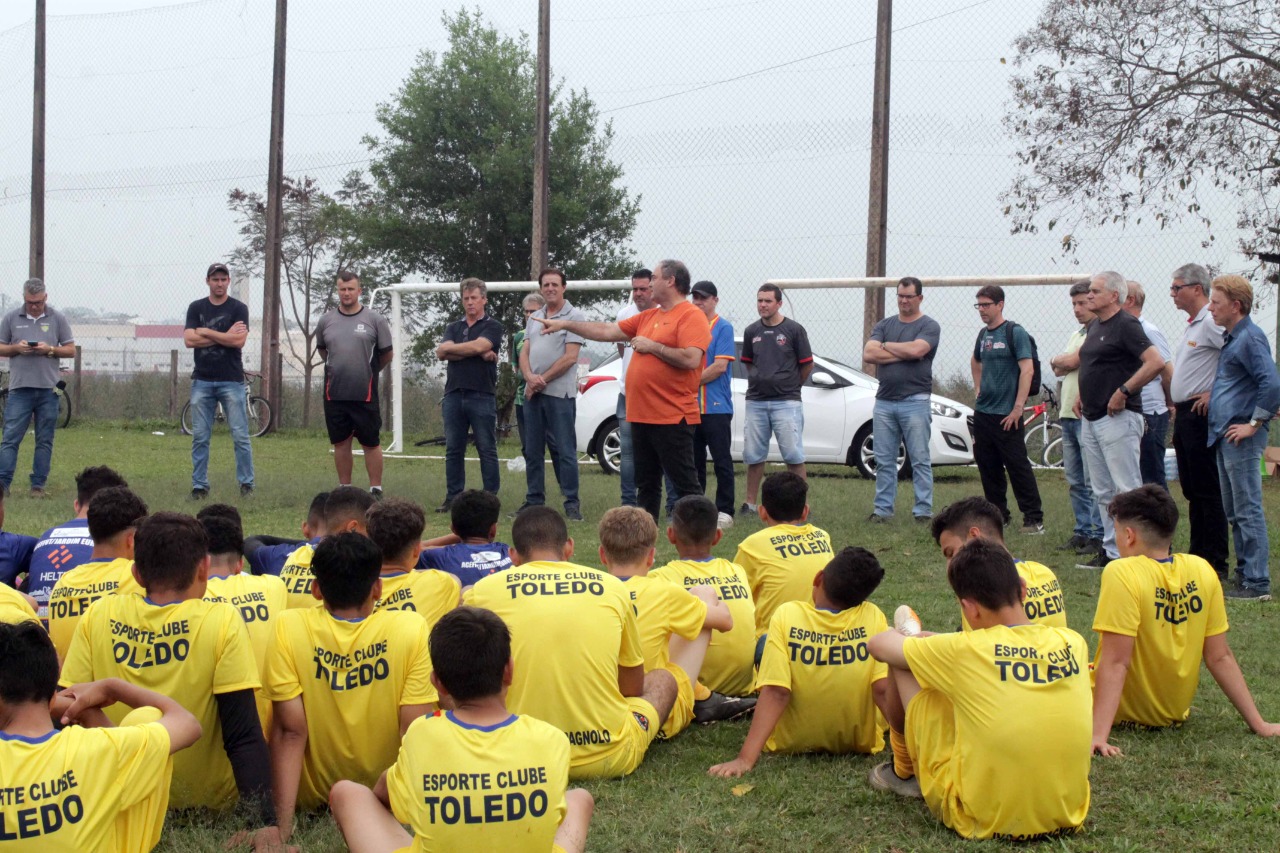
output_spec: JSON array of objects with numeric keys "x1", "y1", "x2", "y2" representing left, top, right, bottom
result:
[
  {"x1": 0, "y1": 279, "x2": 75, "y2": 497},
  {"x1": 1122, "y1": 282, "x2": 1174, "y2": 488},
  {"x1": 1168, "y1": 263, "x2": 1228, "y2": 578},
  {"x1": 1073, "y1": 271, "x2": 1165, "y2": 567}
]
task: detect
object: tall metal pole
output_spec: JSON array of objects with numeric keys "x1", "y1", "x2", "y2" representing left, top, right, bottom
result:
[
  {"x1": 529, "y1": 0, "x2": 550, "y2": 279},
  {"x1": 861, "y1": 0, "x2": 892, "y2": 374},
  {"x1": 30, "y1": 0, "x2": 46, "y2": 280},
  {"x1": 261, "y1": 0, "x2": 287, "y2": 430}
]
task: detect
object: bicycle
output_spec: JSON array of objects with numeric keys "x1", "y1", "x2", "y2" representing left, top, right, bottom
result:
[
  {"x1": 0, "y1": 370, "x2": 72, "y2": 429},
  {"x1": 179, "y1": 371, "x2": 273, "y2": 438},
  {"x1": 1023, "y1": 385, "x2": 1064, "y2": 469}
]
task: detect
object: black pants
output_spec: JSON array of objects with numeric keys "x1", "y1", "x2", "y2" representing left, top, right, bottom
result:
[
  {"x1": 1172, "y1": 402, "x2": 1229, "y2": 577},
  {"x1": 695, "y1": 413, "x2": 735, "y2": 516},
  {"x1": 632, "y1": 420, "x2": 702, "y2": 523},
  {"x1": 972, "y1": 411, "x2": 1043, "y2": 525}
]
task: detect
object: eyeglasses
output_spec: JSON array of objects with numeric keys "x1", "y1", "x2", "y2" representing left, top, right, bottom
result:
[
  {"x1": 973, "y1": 302, "x2": 996, "y2": 310},
  {"x1": 1170, "y1": 283, "x2": 1198, "y2": 293}
]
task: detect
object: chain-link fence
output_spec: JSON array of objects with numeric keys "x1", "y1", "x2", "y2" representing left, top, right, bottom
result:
[{"x1": 0, "y1": 0, "x2": 1270, "y2": 429}]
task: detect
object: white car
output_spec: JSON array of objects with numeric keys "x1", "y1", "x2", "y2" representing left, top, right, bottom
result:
[{"x1": 575, "y1": 342, "x2": 974, "y2": 478}]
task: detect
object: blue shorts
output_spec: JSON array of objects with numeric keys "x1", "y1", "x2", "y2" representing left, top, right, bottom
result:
[{"x1": 744, "y1": 400, "x2": 805, "y2": 465}]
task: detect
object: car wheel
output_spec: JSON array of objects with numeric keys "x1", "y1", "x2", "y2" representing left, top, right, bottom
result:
[
  {"x1": 851, "y1": 424, "x2": 912, "y2": 481},
  {"x1": 594, "y1": 418, "x2": 621, "y2": 476}
]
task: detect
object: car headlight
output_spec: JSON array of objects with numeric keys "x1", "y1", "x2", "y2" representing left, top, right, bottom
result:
[{"x1": 931, "y1": 402, "x2": 961, "y2": 418}]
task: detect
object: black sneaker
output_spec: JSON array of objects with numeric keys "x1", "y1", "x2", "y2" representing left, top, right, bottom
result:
[
  {"x1": 435, "y1": 498, "x2": 453, "y2": 513},
  {"x1": 1075, "y1": 551, "x2": 1109, "y2": 570},
  {"x1": 867, "y1": 513, "x2": 890, "y2": 524},
  {"x1": 189, "y1": 487, "x2": 209, "y2": 501},
  {"x1": 370, "y1": 487, "x2": 384, "y2": 502},
  {"x1": 913, "y1": 515, "x2": 932, "y2": 525},
  {"x1": 1225, "y1": 586, "x2": 1272, "y2": 601},
  {"x1": 1077, "y1": 537, "x2": 1105, "y2": 555},
  {"x1": 506, "y1": 503, "x2": 534, "y2": 520},
  {"x1": 565, "y1": 506, "x2": 584, "y2": 522},
  {"x1": 1058, "y1": 534, "x2": 1089, "y2": 552},
  {"x1": 240, "y1": 484, "x2": 254, "y2": 498},
  {"x1": 739, "y1": 502, "x2": 757, "y2": 516},
  {"x1": 693, "y1": 692, "x2": 757, "y2": 725}
]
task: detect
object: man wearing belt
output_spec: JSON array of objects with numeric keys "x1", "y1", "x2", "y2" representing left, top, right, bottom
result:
[
  {"x1": 1206, "y1": 275, "x2": 1280, "y2": 600},
  {"x1": 1168, "y1": 263, "x2": 1229, "y2": 579}
]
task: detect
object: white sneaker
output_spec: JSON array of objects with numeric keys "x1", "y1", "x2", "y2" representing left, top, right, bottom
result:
[
  {"x1": 894, "y1": 605, "x2": 922, "y2": 636},
  {"x1": 717, "y1": 512, "x2": 734, "y2": 530}
]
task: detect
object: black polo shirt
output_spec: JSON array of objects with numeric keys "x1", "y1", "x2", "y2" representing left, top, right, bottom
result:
[{"x1": 443, "y1": 314, "x2": 505, "y2": 395}]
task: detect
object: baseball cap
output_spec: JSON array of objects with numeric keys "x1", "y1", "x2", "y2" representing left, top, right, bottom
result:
[
  {"x1": 206, "y1": 262, "x2": 230, "y2": 277},
  {"x1": 691, "y1": 281, "x2": 718, "y2": 298}
]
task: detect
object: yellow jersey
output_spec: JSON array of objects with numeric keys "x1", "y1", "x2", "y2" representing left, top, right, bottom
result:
[
  {"x1": 46, "y1": 558, "x2": 143, "y2": 659},
  {"x1": 960, "y1": 559, "x2": 1067, "y2": 632},
  {"x1": 1091, "y1": 553, "x2": 1228, "y2": 727},
  {"x1": 903, "y1": 623, "x2": 1092, "y2": 840},
  {"x1": 464, "y1": 561, "x2": 644, "y2": 770},
  {"x1": 617, "y1": 574, "x2": 708, "y2": 673},
  {"x1": 279, "y1": 541, "x2": 321, "y2": 609},
  {"x1": 375, "y1": 569, "x2": 461, "y2": 630},
  {"x1": 206, "y1": 572, "x2": 288, "y2": 730},
  {"x1": 733, "y1": 523, "x2": 832, "y2": 637},
  {"x1": 262, "y1": 606, "x2": 436, "y2": 810},
  {"x1": 755, "y1": 600, "x2": 888, "y2": 755},
  {"x1": 651, "y1": 557, "x2": 756, "y2": 696},
  {"x1": 0, "y1": 716, "x2": 171, "y2": 853},
  {"x1": 58, "y1": 594, "x2": 260, "y2": 810},
  {"x1": 386, "y1": 711, "x2": 569, "y2": 853},
  {"x1": 0, "y1": 583, "x2": 37, "y2": 625}
]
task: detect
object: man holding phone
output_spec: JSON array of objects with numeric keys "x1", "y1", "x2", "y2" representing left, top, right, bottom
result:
[{"x1": 0, "y1": 278, "x2": 75, "y2": 498}]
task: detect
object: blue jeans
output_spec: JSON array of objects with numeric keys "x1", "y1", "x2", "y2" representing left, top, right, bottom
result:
[
  {"x1": 1216, "y1": 431, "x2": 1270, "y2": 592},
  {"x1": 1140, "y1": 410, "x2": 1170, "y2": 489},
  {"x1": 617, "y1": 394, "x2": 636, "y2": 506},
  {"x1": 1060, "y1": 417, "x2": 1102, "y2": 540},
  {"x1": 522, "y1": 393, "x2": 579, "y2": 511},
  {"x1": 190, "y1": 379, "x2": 254, "y2": 490},
  {"x1": 871, "y1": 396, "x2": 933, "y2": 518},
  {"x1": 1081, "y1": 411, "x2": 1143, "y2": 559},
  {"x1": 0, "y1": 387, "x2": 60, "y2": 490},
  {"x1": 744, "y1": 400, "x2": 805, "y2": 464},
  {"x1": 442, "y1": 390, "x2": 500, "y2": 500}
]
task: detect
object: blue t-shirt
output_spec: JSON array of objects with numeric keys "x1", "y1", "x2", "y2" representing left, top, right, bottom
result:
[
  {"x1": 700, "y1": 315, "x2": 735, "y2": 416},
  {"x1": 0, "y1": 530, "x2": 38, "y2": 588},
  {"x1": 247, "y1": 537, "x2": 321, "y2": 577},
  {"x1": 27, "y1": 517, "x2": 95, "y2": 611},
  {"x1": 417, "y1": 542, "x2": 513, "y2": 587}
]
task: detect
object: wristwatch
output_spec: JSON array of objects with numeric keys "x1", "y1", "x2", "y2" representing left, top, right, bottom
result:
[
  {"x1": 1249, "y1": 418, "x2": 1263, "y2": 429},
  {"x1": 1118, "y1": 385, "x2": 1132, "y2": 397}
]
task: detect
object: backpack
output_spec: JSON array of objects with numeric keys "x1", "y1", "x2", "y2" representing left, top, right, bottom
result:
[{"x1": 973, "y1": 322, "x2": 1041, "y2": 398}]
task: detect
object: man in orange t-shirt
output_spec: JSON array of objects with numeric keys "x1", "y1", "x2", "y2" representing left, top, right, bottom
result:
[{"x1": 533, "y1": 259, "x2": 711, "y2": 521}]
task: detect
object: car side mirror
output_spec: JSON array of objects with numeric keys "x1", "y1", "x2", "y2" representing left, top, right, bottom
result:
[{"x1": 810, "y1": 373, "x2": 836, "y2": 387}]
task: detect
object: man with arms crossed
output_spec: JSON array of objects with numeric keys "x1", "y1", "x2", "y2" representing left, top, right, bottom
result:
[
  {"x1": 185, "y1": 262, "x2": 254, "y2": 499},
  {"x1": 1168, "y1": 263, "x2": 1229, "y2": 579},
  {"x1": 435, "y1": 278, "x2": 503, "y2": 509},
  {"x1": 316, "y1": 270, "x2": 394, "y2": 497},
  {"x1": 1205, "y1": 275, "x2": 1280, "y2": 600},
  {"x1": 862, "y1": 276, "x2": 940, "y2": 523},
  {"x1": 740, "y1": 285, "x2": 813, "y2": 515}
]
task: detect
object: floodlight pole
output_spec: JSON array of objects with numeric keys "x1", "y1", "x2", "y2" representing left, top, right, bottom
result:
[
  {"x1": 260, "y1": 0, "x2": 287, "y2": 429},
  {"x1": 861, "y1": 0, "x2": 892, "y2": 374},
  {"x1": 29, "y1": 0, "x2": 45, "y2": 280},
  {"x1": 530, "y1": 0, "x2": 551, "y2": 279}
]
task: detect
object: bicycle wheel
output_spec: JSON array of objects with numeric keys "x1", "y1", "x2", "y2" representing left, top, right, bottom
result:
[
  {"x1": 247, "y1": 396, "x2": 272, "y2": 438},
  {"x1": 180, "y1": 401, "x2": 193, "y2": 436},
  {"x1": 1043, "y1": 433, "x2": 1065, "y2": 469},
  {"x1": 0, "y1": 389, "x2": 6, "y2": 422},
  {"x1": 1025, "y1": 422, "x2": 1064, "y2": 467},
  {"x1": 56, "y1": 389, "x2": 71, "y2": 429}
]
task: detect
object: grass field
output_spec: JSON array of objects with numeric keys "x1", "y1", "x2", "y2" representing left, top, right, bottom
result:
[{"x1": 6, "y1": 423, "x2": 1280, "y2": 852}]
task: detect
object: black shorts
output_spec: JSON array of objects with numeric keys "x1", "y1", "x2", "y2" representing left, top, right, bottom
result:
[{"x1": 324, "y1": 399, "x2": 382, "y2": 447}]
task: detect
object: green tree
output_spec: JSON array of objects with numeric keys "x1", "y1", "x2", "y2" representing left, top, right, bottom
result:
[
  {"x1": 360, "y1": 8, "x2": 640, "y2": 404},
  {"x1": 1003, "y1": 0, "x2": 1279, "y2": 277},
  {"x1": 228, "y1": 172, "x2": 383, "y2": 427}
]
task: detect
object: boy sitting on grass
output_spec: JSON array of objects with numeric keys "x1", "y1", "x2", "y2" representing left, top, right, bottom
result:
[
  {"x1": 709, "y1": 546, "x2": 891, "y2": 777},
  {"x1": 59, "y1": 512, "x2": 279, "y2": 842},
  {"x1": 652, "y1": 496, "x2": 757, "y2": 699},
  {"x1": 366, "y1": 498, "x2": 461, "y2": 626},
  {"x1": 733, "y1": 472, "x2": 833, "y2": 641},
  {"x1": 597, "y1": 506, "x2": 742, "y2": 737},
  {"x1": 264, "y1": 532, "x2": 436, "y2": 839},
  {"x1": 417, "y1": 489, "x2": 513, "y2": 590},
  {"x1": 1, "y1": 621, "x2": 201, "y2": 853},
  {"x1": 465, "y1": 507, "x2": 676, "y2": 780},
  {"x1": 868, "y1": 538, "x2": 1092, "y2": 841},
  {"x1": 245, "y1": 492, "x2": 327, "y2": 577},
  {"x1": 46, "y1": 486, "x2": 147, "y2": 660},
  {"x1": 931, "y1": 496, "x2": 1067, "y2": 629},
  {"x1": 1092, "y1": 485, "x2": 1280, "y2": 755},
  {"x1": 281, "y1": 486, "x2": 375, "y2": 609},
  {"x1": 200, "y1": 514, "x2": 287, "y2": 732},
  {"x1": 330, "y1": 606, "x2": 594, "y2": 853}
]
